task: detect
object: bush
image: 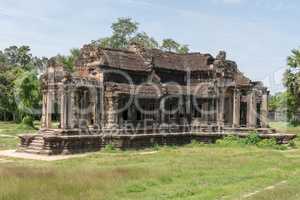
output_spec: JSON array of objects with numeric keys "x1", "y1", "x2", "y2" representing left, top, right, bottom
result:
[
  {"x1": 216, "y1": 135, "x2": 243, "y2": 146},
  {"x1": 216, "y1": 132, "x2": 288, "y2": 150},
  {"x1": 244, "y1": 132, "x2": 261, "y2": 145},
  {"x1": 186, "y1": 140, "x2": 205, "y2": 148},
  {"x1": 257, "y1": 139, "x2": 277, "y2": 149},
  {"x1": 288, "y1": 140, "x2": 297, "y2": 148},
  {"x1": 153, "y1": 143, "x2": 161, "y2": 151},
  {"x1": 21, "y1": 116, "x2": 34, "y2": 128},
  {"x1": 104, "y1": 144, "x2": 116, "y2": 152}
]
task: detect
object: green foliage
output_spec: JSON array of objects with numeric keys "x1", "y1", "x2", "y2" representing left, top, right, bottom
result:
[
  {"x1": 186, "y1": 140, "x2": 205, "y2": 148},
  {"x1": 216, "y1": 135, "x2": 243, "y2": 146},
  {"x1": 161, "y1": 39, "x2": 189, "y2": 54},
  {"x1": 216, "y1": 132, "x2": 289, "y2": 150},
  {"x1": 55, "y1": 48, "x2": 80, "y2": 72},
  {"x1": 21, "y1": 116, "x2": 34, "y2": 128},
  {"x1": 288, "y1": 140, "x2": 297, "y2": 148},
  {"x1": 269, "y1": 92, "x2": 287, "y2": 111},
  {"x1": 0, "y1": 45, "x2": 44, "y2": 122},
  {"x1": 104, "y1": 144, "x2": 117, "y2": 152},
  {"x1": 256, "y1": 138, "x2": 277, "y2": 148},
  {"x1": 126, "y1": 184, "x2": 146, "y2": 193},
  {"x1": 91, "y1": 17, "x2": 189, "y2": 53},
  {"x1": 130, "y1": 32, "x2": 159, "y2": 49},
  {"x1": 283, "y1": 48, "x2": 300, "y2": 124},
  {"x1": 161, "y1": 38, "x2": 180, "y2": 52},
  {"x1": 244, "y1": 132, "x2": 262, "y2": 145},
  {"x1": 153, "y1": 143, "x2": 161, "y2": 151},
  {"x1": 14, "y1": 70, "x2": 41, "y2": 118}
]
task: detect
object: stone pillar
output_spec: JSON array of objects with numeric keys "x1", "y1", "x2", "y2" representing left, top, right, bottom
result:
[
  {"x1": 89, "y1": 89, "x2": 96, "y2": 126},
  {"x1": 41, "y1": 90, "x2": 47, "y2": 128},
  {"x1": 247, "y1": 91, "x2": 257, "y2": 128},
  {"x1": 45, "y1": 92, "x2": 52, "y2": 128},
  {"x1": 67, "y1": 88, "x2": 75, "y2": 129},
  {"x1": 232, "y1": 89, "x2": 241, "y2": 128},
  {"x1": 60, "y1": 87, "x2": 68, "y2": 129},
  {"x1": 104, "y1": 93, "x2": 119, "y2": 129},
  {"x1": 203, "y1": 99, "x2": 208, "y2": 124},
  {"x1": 218, "y1": 90, "x2": 225, "y2": 130},
  {"x1": 260, "y1": 93, "x2": 268, "y2": 128},
  {"x1": 94, "y1": 88, "x2": 102, "y2": 127}
]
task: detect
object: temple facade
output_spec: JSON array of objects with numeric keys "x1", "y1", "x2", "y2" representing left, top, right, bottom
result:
[{"x1": 19, "y1": 44, "x2": 278, "y2": 155}]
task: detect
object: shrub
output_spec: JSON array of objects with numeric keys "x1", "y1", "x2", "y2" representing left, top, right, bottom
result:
[
  {"x1": 153, "y1": 143, "x2": 161, "y2": 151},
  {"x1": 257, "y1": 139, "x2": 277, "y2": 149},
  {"x1": 244, "y1": 132, "x2": 261, "y2": 145},
  {"x1": 104, "y1": 144, "x2": 116, "y2": 152},
  {"x1": 288, "y1": 140, "x2": 297, "y2": 148},
  {"x1": 216, "y1": 135, "x2": 243, "y2": 146},
  {"x1": 186, "y1": 140, "x2": 205, "y2": 148},
  {"x1": 20, "y1": 116, "x2": 34, "y2": 128}
]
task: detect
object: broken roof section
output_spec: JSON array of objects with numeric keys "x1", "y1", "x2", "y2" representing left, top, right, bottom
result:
[{"x1": 77, "y1": 44, "x2": 215, "y2": 72}]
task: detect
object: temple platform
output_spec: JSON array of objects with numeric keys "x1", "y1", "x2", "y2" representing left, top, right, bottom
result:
[{"x1": 18, "y1": 128, "x2": 297, "y2": 155}]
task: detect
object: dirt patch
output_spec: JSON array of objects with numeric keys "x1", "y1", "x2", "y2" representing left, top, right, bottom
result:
[{"x1": 0, "y1": 150, "x2": 94, "y2": 161}]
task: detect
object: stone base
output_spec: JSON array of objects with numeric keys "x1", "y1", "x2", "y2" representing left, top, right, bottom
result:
[{"x1": 18, "y1": 128, "x2": 297, "y2": 155}]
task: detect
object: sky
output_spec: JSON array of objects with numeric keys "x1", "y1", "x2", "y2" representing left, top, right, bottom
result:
[{"x1": 0, "y1": 0, "x2": 299, "y2": 93}]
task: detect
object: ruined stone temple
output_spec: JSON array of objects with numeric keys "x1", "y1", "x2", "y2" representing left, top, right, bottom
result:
[{"x1": 19, "y1": 44, "x2": 293, "y2": 155}]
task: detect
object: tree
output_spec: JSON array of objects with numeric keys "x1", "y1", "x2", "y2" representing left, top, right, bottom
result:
[
  {"x1": 0, "y1": 45, "x2": 44, "y2": 122},
  {"x1": 178, "y1": 44, "x2": 190, "y2": 54},
  {"x1": 130, "y1": 32, "x2": 159, "y2": 49},
  {"x1": 93, "y1": 17, "x2": 139, "y2": 49},
  {"x1": 161, "y1": 39, "x2": 180, "y2": 52},
  {"x1": 268, "y1": 92, "x2": 287, "y2": 111},
  {"x1": 14, "y1": 70, "x2": 41, "y2": 120},
  {"x1": 91, "y1": 17, "x2": 189, "y2": 53},
  {"x1": 56, "y1": 48, "x2": 80, "y2": 72},
  {"x1": 4, "y1": 45, "x2": 32, "y2": 67},
  {"x1": 161, "y1": 39, "x2": 189, "y2": 53},
  {"x1": 283, "y1": 48, "x2": 300, "y2": 124},
  {"x1": 110, "y1": 17, "x2": 139, "y2": 49}
]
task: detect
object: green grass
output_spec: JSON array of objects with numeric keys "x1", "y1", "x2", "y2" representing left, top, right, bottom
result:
[
  {"x1": 1, "y1": 145, "x2": 300, "y2": 200},
  {"x1": 0, "y1": 121, "x2": 300, "y2": 199},
  {"x1": 0, "y1": 121, "x2": 38, "y2": 150},
  {"x1": 270, "y1": 122, "x2": 300, "y2": 135}
]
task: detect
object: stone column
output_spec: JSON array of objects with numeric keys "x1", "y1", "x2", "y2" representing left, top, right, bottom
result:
[
  {"x1": 67, "y1": 88, "x2": 75, "y2": 129},
  {"x1": 60, "y1": 87, "x2": 68, "y2": 129},
  {"x1": 202, "y1": 99, "x2": 208, "y2": 124},
  {"x1": 89, "y1": 89, "x2": 96, "y2": 126},
  {"x1": 94, "y1": 88, "x2": 102, "y2": 127},
  {"x1": 247, "y1": 91, "x2": 257, "y2": 128},
  {"x1": 217, "y1": 90, "x2": 225, "y2": 130},
  {"x1": 260, "y1": 93, "x2": 268, "y2": 128},
  {"x1": 104, "y1": 93, "x2": 119, "y2": 129},
  {"x1": 232, "y1": 89, "x2": 241, "y2": 128},
  {"x1": 45, "y1": 92, "x2": 52, "y2": 128},
  {"x1": 41, "y1": 90, "x2": 47, "y2": 128}
]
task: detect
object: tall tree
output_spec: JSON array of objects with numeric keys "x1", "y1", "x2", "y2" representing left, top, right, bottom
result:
[
  {"x1": 110, "y1": 17, "x2": 139, "y2": 48},
  {"x1": 130, "y1": 32, "x2": 159, "y2": 49},
  {"x1": 92, "y1": 17, "x2": 188, "y2": 53},
  {"x1": 161, "y1": 39, "x2": 180, "y2": 52},
  {"x1": 4, "y1": 45, "x2": 32, "y2": 67},
  {"x1": 283, "y1": 48, "x2": 300, "y2": 124},
  {"x1": 56, "y1": 48, "x2": 80, "y2": 72},
  {"x1": 161, "y1": 39, "x2": 189, "y2": 53}
]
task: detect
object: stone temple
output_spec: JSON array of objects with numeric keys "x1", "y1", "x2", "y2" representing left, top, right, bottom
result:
[{"x1": 19, "y1": 44, "x2": 295, "y2": 155}]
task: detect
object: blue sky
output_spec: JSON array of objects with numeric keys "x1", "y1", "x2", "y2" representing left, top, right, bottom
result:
[{"x1": 0, "y1": 0, "x2": 299, "y2": 93}]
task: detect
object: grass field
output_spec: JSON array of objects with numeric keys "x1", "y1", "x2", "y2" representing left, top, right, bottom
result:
[{"x1": 0, "y1": 121, "x2": 299, "y2": 200}]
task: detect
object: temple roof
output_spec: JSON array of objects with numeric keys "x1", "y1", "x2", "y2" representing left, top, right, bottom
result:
[
  {"x1": 77, "y1": 45, "x2": 214, "y2": 72},
  {"x1": 235, "y1": 70, "x2": 251, "y2": 86}
]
